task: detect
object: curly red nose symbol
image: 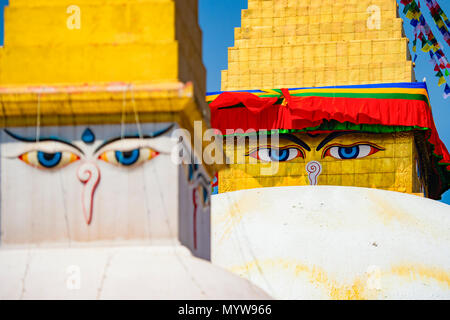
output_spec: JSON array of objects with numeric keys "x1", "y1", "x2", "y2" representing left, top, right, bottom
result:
[
  {"x1": 77, "y1": 162, "x2": 100, "y2": 225},
  {"x1": 306, "y1": 161, "x2": 322, "y2": 186}
]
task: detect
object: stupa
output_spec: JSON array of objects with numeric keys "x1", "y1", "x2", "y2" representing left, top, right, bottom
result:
[
  {"x1": 0, "y1": 0, "x2": 270, "y2": 300},
  {"x1": 207, "y1": 0, "x2": 450, "y2": 299}
]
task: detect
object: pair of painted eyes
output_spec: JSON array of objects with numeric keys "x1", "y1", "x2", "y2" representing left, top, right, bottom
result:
[
  {"x1": 19, "y1": 148, "x2": 159, "y2": 169},
  {"x1": 248, "y1": 144, "x2": 381, "y2": 162},
  {"x1": 250, "y1": 147, "x2": 303, "y2": 162}
]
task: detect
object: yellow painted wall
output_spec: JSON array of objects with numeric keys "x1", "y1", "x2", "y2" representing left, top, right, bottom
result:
[
  {"x1": 219, "y1": 132, "x2": 422, "y2": 195},
  {"x1": 222, "y1": 0, "x2": 413, "y2": 90},
  {"x1": 0, "y1": 0, "x2": 207, "y2": 116},
  {"x1": 0, "y1": 0, "x2": 211, "y2": 127}
]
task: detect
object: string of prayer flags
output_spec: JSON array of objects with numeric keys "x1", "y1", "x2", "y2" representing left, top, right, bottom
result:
[
  {"x1": 444, "y1": 84, "x2": 450, "y2": 99},
  {"x1": 424, "y1": 0, "x2": 450, "y2": 46},
  {"x1": 400, "y1": 0, "x2": 450, "y2": 98}
]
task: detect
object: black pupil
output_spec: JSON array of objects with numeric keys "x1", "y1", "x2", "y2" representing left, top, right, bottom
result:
[
  {"x1": 344, "y1": 147, "x2": 353, "y2": 154},
  {"x1": 43, "y1": 153, "x2": 56, "y2": 160},
  {"x1": 122, "y1": 151, "x2": 134, "y2": 159}
]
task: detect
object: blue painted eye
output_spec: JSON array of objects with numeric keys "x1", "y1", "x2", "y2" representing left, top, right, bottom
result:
[
  {"x1": 19, "y1": 151, "x2": 79, "y2": 169},
  {"x1": 269, "y1": 149, "x2": 289, "y2": 161},
  {"x1": 115, "y1": 149, "x2": 140, "y2": 166},
  {"x1": 188, "y1": 163, "x2": 200, "y2": 181},
  {"x1": 202, "y1": 186, "x2": 209, "y2": 203},
  {"x1": 338, "y1": 146, "x2": 359, "y2": 159},
  {"x1": 325, "y1": 144, "x2": 382, "y2": 160},
  {"x1": 37, "y1": 151, "x2": 63, "y2": 168},
  {"x1": 248, "y1": 147, "x2": 303, "y2": 162},
  {"x1": 189, "y1": 164, "x2": 194, "y2": 181},
  {"x1": 99, "y1": 148, "x2": 159, "y2": 167}
]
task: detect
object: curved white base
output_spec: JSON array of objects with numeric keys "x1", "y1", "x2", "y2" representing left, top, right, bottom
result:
[
  {"x1": 0, "y1": 245, "x2": 271, "y2": 300},
  {"x1": 211, "y1": 186, "x2": 450, "y2": 300}
]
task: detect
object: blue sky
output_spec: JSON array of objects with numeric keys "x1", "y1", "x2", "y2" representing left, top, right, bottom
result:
[
  {"x1": 0, "y1": 0, "x2": 449, "y2": 203},
  {"x1": 0, "y1": 1, "x2": 6, "y2": 45}
]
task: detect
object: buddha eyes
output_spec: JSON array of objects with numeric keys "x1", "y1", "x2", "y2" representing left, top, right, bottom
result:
[
  {"x1": 16, "y1": 139, "x2": 382, "y2": 171},
  {"x1": 98, "y1": 148, "x2": 159, "y2": 167},
  {"x1": 323, "y1": 144, "x2": 383, "y2": 160},
  {"x1": 18, "y1": 147, "x2": 160, "y2": 170},
  {"x1": 19, "y1": 151, "x2": 80, "y2": 169},
  {"x1": 247, "y1": 146, "x2": 304, "y2": 162},
  {"x1": 247, "y1": 143, "x2": 383, "y2": 162}
]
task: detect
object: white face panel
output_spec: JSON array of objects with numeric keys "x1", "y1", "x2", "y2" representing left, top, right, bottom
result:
[{"x1": 0, "y1": 123, "x2": 187, "y2": 246}]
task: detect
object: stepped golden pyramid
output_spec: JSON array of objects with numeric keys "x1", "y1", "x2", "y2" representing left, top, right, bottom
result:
[{"x1": 222, "y1": 0, "x2": 413, "y2": 90}]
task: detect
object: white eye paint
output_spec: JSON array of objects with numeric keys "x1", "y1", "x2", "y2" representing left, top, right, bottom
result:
[
  {"x1": 357, "y1": 145, "x2": 372, "y2": 158},
  {"x1": 257, "y1": 149, "x2": 272, "y2": 162},
  {"x1": 285, "y1": 149, "x2": 301, "y2": 161}
]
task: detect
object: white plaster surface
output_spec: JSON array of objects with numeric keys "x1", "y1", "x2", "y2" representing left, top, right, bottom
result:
[
  {"x1": 211, "y1": 186, "x2": 450, "y2": 300},
  {"x1": 0, "y1": 245, "x2": 271, "y2": 300}
]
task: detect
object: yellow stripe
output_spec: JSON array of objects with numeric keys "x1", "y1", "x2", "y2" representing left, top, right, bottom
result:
[
  {"x1": 261, "y1": 89, "x2": 281, "y2": 95},
  {"x1": 206, "y1": 94, "x2": 220, "y2": 102}
]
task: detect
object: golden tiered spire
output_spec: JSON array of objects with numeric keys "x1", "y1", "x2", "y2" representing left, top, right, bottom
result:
[{"x1": 222, "y1": 0, "x2": 414, "y2": 90}]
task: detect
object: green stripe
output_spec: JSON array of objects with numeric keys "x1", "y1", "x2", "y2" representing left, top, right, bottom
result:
[
  {"x1": 289, "y1": 92, "x2": 429, "y2": 102},
  {"x1": 220, "y1": 122, "x2": 426, "y2": 136}
]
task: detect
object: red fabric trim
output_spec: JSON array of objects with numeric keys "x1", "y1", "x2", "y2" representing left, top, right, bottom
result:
[
  {"x1": 209, "y1": 92, "x2": 279, "y2": 113},
  {"x1": 211, "y1": 90, "x2": 433, "y2": 130}
]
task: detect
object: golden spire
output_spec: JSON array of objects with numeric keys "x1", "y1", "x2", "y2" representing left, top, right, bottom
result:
[{"x1": 222, "y1": 0, "x2": 414, "y2": 90}]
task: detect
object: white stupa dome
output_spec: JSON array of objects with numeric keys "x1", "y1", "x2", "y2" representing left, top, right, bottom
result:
[
  {"x1": 212, "y1": 186, "x2": 450, "y2": 299},
  {"x1": 0, "y1": 244, "x2": 272, "y2": 300}
]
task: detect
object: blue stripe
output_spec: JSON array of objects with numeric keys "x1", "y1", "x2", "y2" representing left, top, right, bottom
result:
[
  {"x1": 206, "y1": 82, "x2": 428, "y2": 96},
  {"x1": 207, "y1": 89, "x2": 266, "y2": 96}
]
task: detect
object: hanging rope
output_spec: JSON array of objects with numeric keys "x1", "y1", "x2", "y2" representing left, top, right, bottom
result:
[
  {"x1": 130, "y1": 84, "x2": 144, "y2": 141},
  {"x1": 36, "y1": 92, "x2": 41, "y2": 143},
  {"x1": 120, "y1": 86, "x2": 127, "y2": 140}
]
